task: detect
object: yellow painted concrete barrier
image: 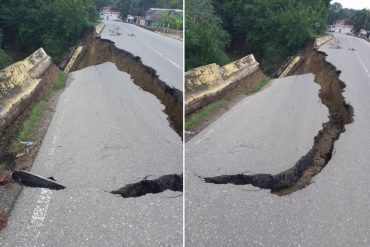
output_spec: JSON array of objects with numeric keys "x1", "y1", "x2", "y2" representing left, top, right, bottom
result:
[
  {"x1": 95, "y1": 23, "x2": 105, "y2": 37},
  {"x1": 185, "y1": 54, "x2": 259, "y2": 114},
  {"x1": 279, "y1": 56, "x2": 301, "y2": 78},
  {"x1": 315, "y1": 34, "x2": 333, "y2": 48},
  {"x1": 64, "y1": 45, "x2": 83, "y2": 73},
  {"x1": 0, "y1": 48, "x2": 51, "y2": 132}
]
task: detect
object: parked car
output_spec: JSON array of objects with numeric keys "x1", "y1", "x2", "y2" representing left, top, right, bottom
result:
[{"x1": 328, "y1": 25, "x2": 335, "y2": 32}]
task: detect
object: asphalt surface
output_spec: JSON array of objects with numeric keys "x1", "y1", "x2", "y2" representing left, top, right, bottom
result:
[
  {"x1": 186, "y1": 33, "x2": 370, "y2": 246},
  {"x1": 0, "y1": 63, "x2": 182, "y2": 246},
  {"x1": 101, "y1": 20, "x2": 183, "y2": 91}
]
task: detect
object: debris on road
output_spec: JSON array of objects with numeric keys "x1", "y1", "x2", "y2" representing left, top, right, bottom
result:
[{"x1": 20, "y1": 141, "x2": 33, "y2": 147}]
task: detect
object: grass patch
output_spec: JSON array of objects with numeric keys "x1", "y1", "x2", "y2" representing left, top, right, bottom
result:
[
  {"x1": 10, "y1": 71, "x2": 68, "y2": 154},
  {"x1": 252, "y1": 77, "x2": 270, "y2": 93},
  {"x1": 186, "y1": 100, "x2": 226, "y2": 130},
  {"x1": 52, "y1": 72, "x2": 67, "y2": 92},
  {"x1": 11, "y1": 100, "x2": 48, "y2": 153}
]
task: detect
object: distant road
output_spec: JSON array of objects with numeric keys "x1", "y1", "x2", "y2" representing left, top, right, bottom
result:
[
  {"x1": 186, "y1": 33, "x2": 370, "y2": 246},
  {"x1": 0, "y1": 63, "x2": 182, "y2": 246},
  {"x1": 102, "y1": 20, "x2": 183, "y2": 91}
]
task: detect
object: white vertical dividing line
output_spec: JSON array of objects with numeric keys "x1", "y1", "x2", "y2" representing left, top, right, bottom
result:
[{"x1": 24, "y1": 189, "x2": 53, "y2": 247}]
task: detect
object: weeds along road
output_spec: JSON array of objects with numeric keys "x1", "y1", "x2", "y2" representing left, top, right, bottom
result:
[
  {"x1": 185, "y1": 33, "x2": 370, "y2": 246},
  {"x1": 0, "y1": 62, "x2": 183, "y2": 246},
  {"x1": 102, "y1": 20, "x2": 183, "y2": 91}
]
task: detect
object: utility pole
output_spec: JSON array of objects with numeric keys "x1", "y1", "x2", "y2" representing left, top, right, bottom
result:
[
  {"x1": 130, "y1": 0, "x2": 132, "y2": 15},
  {"x1": 364, "y1": 9, "x2": 368, "y2": 30}
]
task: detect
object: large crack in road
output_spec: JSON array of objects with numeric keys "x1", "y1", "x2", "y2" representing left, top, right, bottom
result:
[
  {"x1": 70, "y1": 28, "x2": 183, "y2": 136},
  {"x1": 202, "y1": 42, "x2": 354, "y2": 195},
  {"x1": 111, "y1": 174, "x2": 183, "y2": 198}
]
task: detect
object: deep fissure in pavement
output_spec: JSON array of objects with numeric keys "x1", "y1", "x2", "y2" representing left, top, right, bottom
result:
[
  {"x1": 111, "y1": 174, "x2": 182, "y2": 198},
  {"x1": 70, "y1": 28, "x2": 182, "y2": 136},
  {"x1": 202, "y1": 43, "x2": 354, "y2": 195},
  {"x1": 12, "y1": 170, "x2": 65, "y2": 190}
]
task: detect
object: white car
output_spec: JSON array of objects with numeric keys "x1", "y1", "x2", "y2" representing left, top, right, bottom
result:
[{"x1": 328, "y1": 26, "x2": 335, "y2": 32}]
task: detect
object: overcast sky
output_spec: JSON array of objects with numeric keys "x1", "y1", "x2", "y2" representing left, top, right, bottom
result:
[{"x1": 332, "y1": 0, "x2": 370, "y2": 10}]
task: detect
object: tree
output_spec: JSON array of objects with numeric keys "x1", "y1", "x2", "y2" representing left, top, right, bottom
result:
[
  {"x1": 185, "y1": 0, "x2": 229, "y2": 70},
  {"x1": 0, "y1": 0, "x2": 98, "y2": 61},
  {"x1": 210, "y1": 0, "x2": 329, "y2": 75},
  {"x1": 117, "y1": 0, "x2": 182, "y2": 17},
  {"x1": 161, "y1": 11, "x2": 183, "y2": 29},
  {"x1": 351, "y1": 9, "x2": 370, "y2": 32}
]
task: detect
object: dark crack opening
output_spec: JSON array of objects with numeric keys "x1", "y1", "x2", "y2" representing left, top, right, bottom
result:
[
  {"x1": 12, "y1": 170, "x2": 65, "y2": 190},
  {"x1": 202, "y1": 41, "x2": 354, "y2": 196},
  {"x1": 111, "y1": 174, "x2": 183, "y2": 198},
  {"x1": 69, "y1": 28, "x2": 183, "y2": 137}
]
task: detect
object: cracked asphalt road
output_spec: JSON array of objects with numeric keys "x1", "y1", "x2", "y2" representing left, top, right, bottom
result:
[
  {"x1": 101, "y1": 20, "x2": 183, "y2": 91},
  {"x1": 0, "y1": 63, "x2": 182, "y2": 246},
  {"x1": 186, "y1": 33, "x2": 370, "y2": 246}
]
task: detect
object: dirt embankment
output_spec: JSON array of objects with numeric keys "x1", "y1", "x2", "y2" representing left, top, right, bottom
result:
[
  {"x1": 0, "y1": 63, "x2": 61, "y2": 232},
  {"x1": 203, "y1": 41, "x2": 354, "y2": 195},
  {"x1": 0, "y1": 64, "x2": 60, "y2": 168},
  {"x1": 70, "y1": 29, "x2": 183, "y2": 136}
]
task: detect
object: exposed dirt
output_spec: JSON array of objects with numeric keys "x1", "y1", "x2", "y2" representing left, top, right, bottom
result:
[
  {"x1": 70, "y1": 28, "x2": 183, "y2": 136},
  {"x1": 111, "y1": 174, "x2": 183, "y2": 198},
  {"x1": 185, "y1": 69, "x2": 267, "y2": 141},
  {"x1": 203, "y1": 41, "x2": 354, "y2": 195},
  {"x1": 0, "y1": 210, "x2": 8, "y2": 232},
  {"x1": 0, "y1": 64, "x2": 60, "y2": 171},
  {"x1": 0, "y1": 64, "x2": 63, "y2": 222}
]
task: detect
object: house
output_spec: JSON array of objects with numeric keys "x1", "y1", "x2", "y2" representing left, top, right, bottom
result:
[
  {"x1": 334, "y1": 19, "x2": 354, "y2": 34},
  {"x1": 144, "y1": 8, "x2": 183, "y2": 27},
  {"x1": 100, "y1": 6, "x2": 121, "y2": 21}
]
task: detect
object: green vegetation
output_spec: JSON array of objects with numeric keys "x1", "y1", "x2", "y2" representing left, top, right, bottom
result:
[
  {"x1": 327, "y1": 2, "x2": 370, "y2": 32},
  {"x1": 252, "y1": 77, "x2": 271, "y2": 93},
  {"x1": 186, "y1": 100, "x2": 226, "y2": 130},
  {"x1": 11, "y1": 100, "x2": 47, "y2": 153},
  {"x1": 185, "y1": 0, "x2": 229, "y2": 71},
  {"x1": 0, "y1": 0, "x2": 98, "y2": 63},
  {"x1": 11, "y1": 71, "x2": 68, "y2": 153},
  {"x1": 161, "y1": 11, "x2": 183, "y2": 29},
  {"x1": 117, "y1": 0, "x2": 182, "y2": 16},
  {"x1": 0, "y1": 49, "x2": 11, "y2": 70},
  {"x1": 186, "y1": 0, "x2": 330, "y2": 75},
  {"x1": 52, "y1": 72, "x2": 67, "y2": 92}
]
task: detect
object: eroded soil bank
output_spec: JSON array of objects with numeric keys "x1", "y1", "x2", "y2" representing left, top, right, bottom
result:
[
  {"x1": 0, "y1": 64, "x2": 60, "y2": 174},
  {"x1": 70, "y1": 29, "x2": 183, "y2": 136},
  {"x1": 203, "y1": 41, "x2": 354, "y2": 195},
  {"x1": 0, "y1": 64, "x2": 61, "y2": 232}
]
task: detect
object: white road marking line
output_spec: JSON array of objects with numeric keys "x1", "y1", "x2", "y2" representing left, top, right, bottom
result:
[
  {"x1": 24, "y1": 189, "x2": 53, "y2": 247},
  {"x1": 140, "y1": 42, "x2": 182, "y2": 70},
  {"x1": 346, "y1": 37, "x2": 370, "y2": 80}
]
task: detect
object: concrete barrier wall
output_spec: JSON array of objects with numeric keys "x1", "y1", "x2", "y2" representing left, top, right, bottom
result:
[
  {"x1": 185, "y1": 54, "x2": 259, "y2": 114},
  {"x1": 315, "y1": 34, "x2": 333, "y2": 47},
  {"x1": 0, "y1": 48, "x2": 51, "y2": 132},
  {"x1": 95, "y1": 23, "x2": 105, "y2": 37},
  {"x1": 279, "y1": 56, "x2": 301, "y2": 78}
]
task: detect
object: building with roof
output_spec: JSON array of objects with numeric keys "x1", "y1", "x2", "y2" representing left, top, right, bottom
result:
[
  {"x1": 144, "y1": 8, "x2": 182, "y2": 27},
  {"x1": 100, "y1": 6, "x2": 121, "y2": 21}
]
